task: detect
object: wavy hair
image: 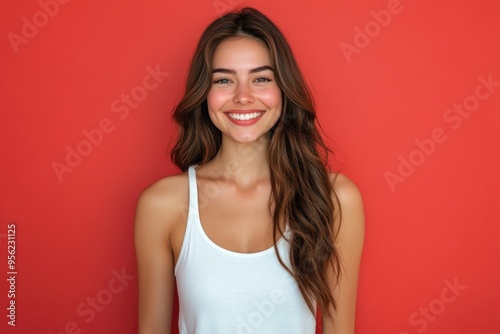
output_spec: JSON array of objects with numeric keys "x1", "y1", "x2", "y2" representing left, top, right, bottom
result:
[{"x1": 170, "y1": 7, "x2": 342, "y2": 320}]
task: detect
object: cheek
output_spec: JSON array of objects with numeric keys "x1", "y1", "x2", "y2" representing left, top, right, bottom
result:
[
  {"x1": 206, "y1": 90, "x2": 226, "y2": 126},
  {"x1": 206, "y1": 89, "x2": 226, "y2": 112},
  {"x1": 259, "y1": 87, "x2": 282, "y2": 112}
]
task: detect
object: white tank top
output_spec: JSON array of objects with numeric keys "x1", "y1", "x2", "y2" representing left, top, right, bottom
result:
[{"x1": 174, "y1": 165, "x2": 317, "y2": 334}]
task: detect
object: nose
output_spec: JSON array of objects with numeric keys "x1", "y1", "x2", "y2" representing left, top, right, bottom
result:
[{"x1": 233, "y1": 82, "x2": 254, "y2": 105}]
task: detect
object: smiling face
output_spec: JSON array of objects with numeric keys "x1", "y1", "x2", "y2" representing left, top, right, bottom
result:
[{"x1": 206, "y1": 36, "x2": 282, "y2": 143}]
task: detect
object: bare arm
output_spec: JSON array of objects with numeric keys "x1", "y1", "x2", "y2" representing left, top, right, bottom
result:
[
  {"x1": 322, "y1": 174, "x2": 365, "y2": 334},
  {"x1": 134, "y1": 182, "x2": 177, "y2": 334}
]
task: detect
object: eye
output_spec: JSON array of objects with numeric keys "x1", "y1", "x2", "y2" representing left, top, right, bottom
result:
[
  {"x1": 213, "y1": 77, "x2": 231, "y2": 84},
  {"x1": 255, "y1": 76, "x2": 272, "y2": 83}
]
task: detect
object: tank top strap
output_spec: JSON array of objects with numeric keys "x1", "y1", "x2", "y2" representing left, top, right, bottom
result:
[
  {"x1": 187, "y1": 165, "x2": 199, "y2": 213},
  {"x1": 174, "y1": 165, "x2": 199, "y2": 275}
]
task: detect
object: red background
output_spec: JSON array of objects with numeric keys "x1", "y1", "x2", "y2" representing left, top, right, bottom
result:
[{"x1": 1, "y1": 0, "x2": 499, "y2": 333}]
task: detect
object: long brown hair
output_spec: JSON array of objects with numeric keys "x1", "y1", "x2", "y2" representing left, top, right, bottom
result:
[{"x1": 170, "y1": 7, "x2": 342, "y2": 320}]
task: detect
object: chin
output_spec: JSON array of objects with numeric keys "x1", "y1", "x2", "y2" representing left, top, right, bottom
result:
[
  {"x1": 228, "y1": 132, "x2": 265, "y2": 144},
  {"x1": 234, "y1": 136, "x2": 260, "y2": 143}
]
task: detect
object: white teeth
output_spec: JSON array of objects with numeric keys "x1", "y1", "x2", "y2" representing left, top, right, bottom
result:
[{"x1": 227, "y1": 112, "x2": 262, "y2": 120}]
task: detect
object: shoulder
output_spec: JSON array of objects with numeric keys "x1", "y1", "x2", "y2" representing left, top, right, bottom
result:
[
  {"x1": 137, "y1": 171, "x2": 189, "y2": 208},
  {"x1": 134, "y1": 172, "x2": 189, "y2": 330},
  {"x1": 136, "y1": 172, "x2": 189, "y2": 212},
  {"x1": 328, "y1": 172, "x2": 365, "y2": 240},
  {"x1": 328, "y1": 172, "x2": 363, "y2": 208},
  {"x1": 321, "y1": 173, "x2": 365, "y2": 332},
  {"x1": 134, "y1": 171, "x2": 190, "y2": 242}
]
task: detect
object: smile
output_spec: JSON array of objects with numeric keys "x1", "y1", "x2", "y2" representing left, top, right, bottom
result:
[
  {"x1": 227, "y1": 112, "x2": 262, "y2": 120},
  {"x1": 223, "y1": 110, "x2": 265, "y2": 126}
]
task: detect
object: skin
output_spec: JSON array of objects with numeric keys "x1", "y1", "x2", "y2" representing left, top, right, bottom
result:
[{"x1": 134, "y1": 37, "x2": 365, "y2": 334}]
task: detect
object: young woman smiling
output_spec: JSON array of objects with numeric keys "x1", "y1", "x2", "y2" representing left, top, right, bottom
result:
[{"x1": 134, "y1": 7, "x2": 365, "y2": 334}]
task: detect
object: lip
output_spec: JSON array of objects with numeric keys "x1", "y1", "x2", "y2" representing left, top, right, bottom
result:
[{"x1": 223, "y1": 109, "x2": 265, "y2": 126}]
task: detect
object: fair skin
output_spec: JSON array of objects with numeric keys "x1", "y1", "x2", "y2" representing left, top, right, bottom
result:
[{"x1": 134, "y1": 37, "x2": 365, "y2": 334}]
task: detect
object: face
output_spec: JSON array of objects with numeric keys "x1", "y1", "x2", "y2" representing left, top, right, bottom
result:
[{"x1": 206, "y1": 37, "x2": 282, "y2": 143}]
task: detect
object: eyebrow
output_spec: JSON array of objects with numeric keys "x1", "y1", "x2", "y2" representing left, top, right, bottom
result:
[{"x1": 212, "y1": 65, "x2": 274, "y2": 74}]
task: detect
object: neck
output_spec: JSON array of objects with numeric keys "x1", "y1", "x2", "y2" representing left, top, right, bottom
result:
[{"x1": 208, "y1": 134, "x2": 271, "y2": 188}]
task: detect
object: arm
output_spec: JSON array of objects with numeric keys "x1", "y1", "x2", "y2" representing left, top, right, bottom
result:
[
  {"x1": 134, "y1": 182, "x2": 176, "y2": 334},
  {"x1": 322, "y1": 174, "x2": 365, "y2": 334}
]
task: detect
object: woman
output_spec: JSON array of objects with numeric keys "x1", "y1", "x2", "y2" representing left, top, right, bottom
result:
[{"x1": 134, "y1": 7, "x2": 364, "y2": 334}]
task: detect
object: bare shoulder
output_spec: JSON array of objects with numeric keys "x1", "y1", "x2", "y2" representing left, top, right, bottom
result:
[
  {"x1": 137, "y1": 172, "x2": 188, "y2": 207},
  {"x1": 134, "y1": 172, "x2": 189, "y2": 332},
  {"x1": 322, "y1": 176, "x2": 365, "y2": 332},
  {"x1": 328, "y1": 172, "x2": 365, "y2": 239},
  {"x1": 134, "y1": 172, "x2": 190, "y2": 243},
  {"x1": 328, "y1": 172, "x2": 363, "y2": 208}
]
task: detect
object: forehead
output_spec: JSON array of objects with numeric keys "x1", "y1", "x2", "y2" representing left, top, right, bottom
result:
[{"x1": 212, "y1": 37, "x2": 272, "y2": 68}]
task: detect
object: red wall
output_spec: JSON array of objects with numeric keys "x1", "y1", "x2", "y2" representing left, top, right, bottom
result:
[{"x1": 1, "y1": 0, "x2": 499, "y2": 333}]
